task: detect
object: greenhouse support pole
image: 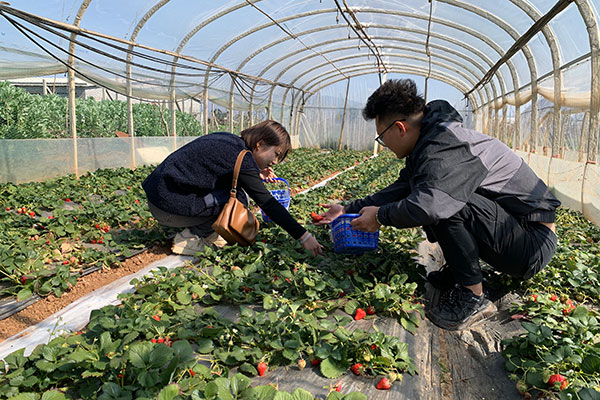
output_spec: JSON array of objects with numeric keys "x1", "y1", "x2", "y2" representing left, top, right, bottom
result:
[
  {"x1": 66, "y1": 0, "x2": 91, "y2": 178},
  {"x1": 126, "y1": 59, "x2": 135, "y2": 169},
  {"x1": 203, "y1": 90, "x2": 209, "y2": 135},
  {"x1": 42, "y1": 79, "x2": 47, "y2": 96},
  {"x1": 338, "y1": 78, "x2": 351, "y2": 150},
  {"x1": 229, "y1": 90, "x2": 235, "y2": 134},
  {"x1": 67, "y1": 68, "x2": 78, "y2": 178},
  {"x1": 579, "y1": 111, "x2": 590, "y2": 162},
  {"x1": 374, "y1": 74, "x2": 387, "y2": 155},
  {"x1": 170, "y1": 90, "x2": 177, "y2": 150}
]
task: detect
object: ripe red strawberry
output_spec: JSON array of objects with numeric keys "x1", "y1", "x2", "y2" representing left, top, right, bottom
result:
[
  {"x1": 5, "y1": 207, "x2": 10, "y2": 211},
  {"x1": 257, "y1": 361, "x2": 267, "y2": 376},
  {"x1": 62, "y1": 260, "x2": 69, "y2": 265},
  {"x1": 548, "y1": 374, "x2": 568, "y2": 390},
  {"x1": 376, "y1": 377, "x2": 391, "y2": 390},
  {"x1": 152, "y1": 315, "x2": 161, "y2": 321},
  {"x1": 29, "y1": 211, "x2": 35, "y2": 217},
  {"x1": 20, "y1": 276, "x2": 27, "y2": 284},
  {"x1": 151, "y1": 338, "x2": 157, "y2": 343},
  {"x1": 550, "y1": 294, "x2": 557, "y2": 301},
  {"x1": 310, "y1": 358, "x2": 320, "y2": 366},
  {"x1": 334, "y1": 382, "x2": 341, "y2": 392},
  {"x1": 65, "y1": 198, "x2": 71, "y2": 202},
  {"x1": 135, "y1": 199, "x2": 140, "y2": 205},
  {"x1": 311, "y1": 211, "x2": 324, "y2": 223},
  {"x1": 367, "y1": 306, "x2": 376, "y2": 315},
  {"x1": 95, "y1": 224, "x2": 100, "y2": 229},
  {"x1": 298, "y1": 359, "x2": 306, "y2": 370},
  {"x1": 529, "y1": 294, "x2": 538, "y2": 302},
  {"x1": 189, "y1": 369, "x2": 195, "y2": 377},
  {"x1": 355, "y1": 308, "x2": 366, "y2": 320},
  {"x1": 157, "y1": 337, "x2": 164, "y2": 343},
  {"x1": 350, "y1": 363, "x2": 362, "y2": 375}
]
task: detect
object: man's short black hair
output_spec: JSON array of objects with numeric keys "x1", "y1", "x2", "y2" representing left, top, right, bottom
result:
[{"x1": 362, "y1": 79, "x2": 426, "y2": 121}]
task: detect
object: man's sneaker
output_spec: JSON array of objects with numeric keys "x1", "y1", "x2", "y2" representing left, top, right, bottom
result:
[
  {"x1": 426, "y1": 285, "x2": 497, "y2": 330},
  {"x1": 172, "y1": 229, "x2": 227, "y2": 256},
  {"x1": 426, "y1": 264, "x2": 455, "y2": 291}
]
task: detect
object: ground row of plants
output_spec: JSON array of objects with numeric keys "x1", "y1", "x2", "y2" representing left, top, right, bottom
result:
[
  {"x1": 0, "y1": 148, "x2": 367, "y2": 302},
  {"x1": 501, "y1": 208, "x2": 600, "y2": 399},
  {"x1": 0, "y1": 82, "x2": 202, "y2": 139},
  {"x1": 0, "y1": 151, "x2": 425, "y2": 398}
]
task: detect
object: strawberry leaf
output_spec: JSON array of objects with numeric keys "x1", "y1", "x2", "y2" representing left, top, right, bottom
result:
[
  {"x1": 157, "y1": 384, "x2": 180, "y2": 400},
  {"x1": 320, "y1": 358, "x2": 346, "y2": 379},
  {"x1": 344, "y1": 299, "x2": 359, "y2": 315}
]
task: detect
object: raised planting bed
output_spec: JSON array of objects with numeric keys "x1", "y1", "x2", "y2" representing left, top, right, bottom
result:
[{"x1": 0, "y1": 148, "x2": 369, "y2": 321}]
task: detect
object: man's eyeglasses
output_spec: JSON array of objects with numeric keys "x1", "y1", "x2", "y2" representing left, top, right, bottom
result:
[{"x1": 375, "y1": 119, "x2": 405, "y2": 147}]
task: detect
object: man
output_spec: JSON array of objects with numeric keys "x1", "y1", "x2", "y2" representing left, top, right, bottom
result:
[{"x1": 319, "y1": 79, "x2": 559, "y2": 330}]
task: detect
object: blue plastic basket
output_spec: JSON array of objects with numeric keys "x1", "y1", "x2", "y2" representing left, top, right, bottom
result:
[
  {"x1": 331, "y1": 214, "x2": 379, "y2": 254},
  {"x1": 260, "y1": 178, "x2": 291, "y2": 222}
]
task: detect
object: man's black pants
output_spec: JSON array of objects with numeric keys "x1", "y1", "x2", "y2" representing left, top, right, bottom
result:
[{"x1": 427, "y1": 193, "x2": 558, "y2": 286}]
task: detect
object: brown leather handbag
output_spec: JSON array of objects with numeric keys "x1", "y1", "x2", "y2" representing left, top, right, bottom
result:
[{"x1": 212, "y1": 150, "x2": 259, "y2": 246}]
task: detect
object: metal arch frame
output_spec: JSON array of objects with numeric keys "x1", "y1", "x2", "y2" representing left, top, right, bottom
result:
[
  {"x1": 275, "y1": 50, "x2": 489, "y2": 128},
  {"x1": 235, "y1": 30, "x2": 502, "y2": 119},
  {"x1": 126, "y1": 0, "x2": 171, "y2": 166},
  {"x1": 172, "y1": 0, "x2": 261, "y2": 136},
  {"x1": 234, "y1": 24, "x2": 508, "y2": 135},
  {"x1": 241, "y1": 29, "x2": 506, "y2": 116},
  {"x1": 278, "y1": 52, "x2": 491, "y2": 136},
  {"x1": 286, "y1": 59, "x2": 486, "y2": 136},
  {"x1": 268, "y1": 41, "x2": 494, "y2": 114},
  {"x1": 191, "y1": 7, "x2": 520, "y2": 133},
  {"x1": 292, "y1": 66, "x2": 478, "y2": 142},
  {"x1": 506, "y1": 0, "x2": 562, "y2": 155},
  {"x1": 271, "y1": 45, "x2": 490, "y2": 107},
  {"x1": 292, "y1": 60, "x2": 489, "y2": 124},
  {"x1": 573, "y1": 0, "x2": 600, "y2": 164},
  {"x1": 306, "y1": 67, "x2": 473, "y2": 104},
  {"x1": 411, "y1": 1, "x2": 537, "y2": 147},
  {"x1": 69, "y1": 0, "x2": 597, "y2": 157},
  {"x1": 301, "y1": 64, "x2": 480, "y2": 110}
]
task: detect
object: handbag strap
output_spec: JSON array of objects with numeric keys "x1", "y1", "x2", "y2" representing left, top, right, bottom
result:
[{"x1": 230, "y1": 149, "x2": 250, "y2": 195}]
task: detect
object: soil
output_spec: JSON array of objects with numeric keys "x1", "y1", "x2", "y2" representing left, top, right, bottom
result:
[{"x1": 0, "y1": 243, "x2": 171, "y2": 341}]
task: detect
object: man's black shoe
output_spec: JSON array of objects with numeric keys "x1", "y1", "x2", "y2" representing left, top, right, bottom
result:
[
  {"x1": 426, "y1": 285, "x2": 496, "y2": 330},
  {"x1": 426, "y1": 265, "x2": 455, "y2": 291}
]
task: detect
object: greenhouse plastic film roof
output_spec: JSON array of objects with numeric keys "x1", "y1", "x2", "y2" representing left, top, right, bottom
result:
[
  {"x1": 0, "y1": 0, "x2": 599, "y2": 157},
  {"x1": 0, "y1": 1, "x2": 596, "y2": 104}
]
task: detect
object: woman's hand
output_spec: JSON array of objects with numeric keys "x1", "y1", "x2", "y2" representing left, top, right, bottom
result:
[
  {"x1": 314, "y1": 203, "x2": 345, "y2": 225},
  {"x1": 299, "y1": 232, "x2": 323, "y2": 257},
  {"x1": 260, "y1": 167, "x2": 277, "y2": 182}
]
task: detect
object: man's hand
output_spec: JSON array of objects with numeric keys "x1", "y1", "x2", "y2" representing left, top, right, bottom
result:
[
  {"x1": 350, "y1": 206, "x2": 381, "y2": 232},
  {"x1": 314, "y1": 203, "x2": 344, "y2": 225},
  {"x1": 260, "y1": 167, "x2": 277, "y2": 182}
]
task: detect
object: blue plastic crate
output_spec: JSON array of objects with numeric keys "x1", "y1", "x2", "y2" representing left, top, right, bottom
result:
[
  {"x1": 260, "y1": 178, "x2": 291, "y2": 222},
  {"x1": 331, "y1": 213, "x2": 379, "y2": 254}
]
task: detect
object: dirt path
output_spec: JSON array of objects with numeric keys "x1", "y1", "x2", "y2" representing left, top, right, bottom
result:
[{"x1": 0, "y1": 243, "x2": 171, "y2": 341}]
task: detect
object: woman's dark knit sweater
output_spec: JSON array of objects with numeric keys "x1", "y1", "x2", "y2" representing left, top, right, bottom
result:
[{"x1": 142, "y1": 132, "x2": 305, "y2": 239}]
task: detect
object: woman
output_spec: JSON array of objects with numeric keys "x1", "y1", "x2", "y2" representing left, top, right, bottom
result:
[{"x1": 142, "y1": 120, "x2": 323, "y2": 256}]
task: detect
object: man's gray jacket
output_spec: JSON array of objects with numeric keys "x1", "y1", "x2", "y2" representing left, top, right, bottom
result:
[{"x1": 345, "y1": 100, "x2": 561, "y2": 229}]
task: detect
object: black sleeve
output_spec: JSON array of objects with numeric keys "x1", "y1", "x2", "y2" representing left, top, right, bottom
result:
[
  {"x1": 344, "y1": 167, "x2": 411, "y2": 213},
  {"x1": 238, "y1": 169, "x2": 306, "y2": 240}
]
